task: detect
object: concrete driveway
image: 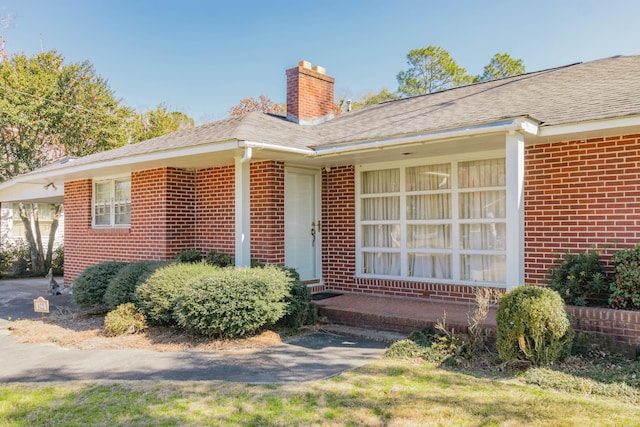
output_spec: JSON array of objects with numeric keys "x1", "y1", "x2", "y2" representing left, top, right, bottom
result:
[{"x1": 0, "y1": 278, "x2": 389, "y2": 383}]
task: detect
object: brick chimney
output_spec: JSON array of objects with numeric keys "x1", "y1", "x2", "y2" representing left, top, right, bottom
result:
[{"x1": 286, "y1": 60, "x2": 335, "y2": 125}]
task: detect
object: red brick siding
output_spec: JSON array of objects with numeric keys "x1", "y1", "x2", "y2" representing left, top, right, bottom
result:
[
  {"x1": 568, "y1": 305, "x2": 640, "y2": 346},
  {"x1": 525, "y1": 133, "x2": 640, "y2": 285},
  {"x1": 63, "y1": 179, "x2": 93, "y2": 281},
  {"x1": 64, "y1": 162, "x2": 287, "y2": 283},
  {"x1": 164, "y1": 169, "x2": 196, "y2": 254},
  {"x1": 64, "y1": 168, "x2": 195, "y2": 283},
  {"x1": 250, "y1": 161, "x2": 285, "y2": 265},
  {"x1": 195, "y1": 161, "x2": 285, "y2": 264},
  {"x1": 322, "y1": 165, "x2": 357, "y2": 289},
  {"x1": 195, "y1": 165, "x2": 235, "y2": 255}
]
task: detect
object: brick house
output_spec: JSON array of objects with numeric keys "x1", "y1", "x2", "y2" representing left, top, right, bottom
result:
[{"x1": 1, "y1": 56, "x2": 639, "y2": 304}]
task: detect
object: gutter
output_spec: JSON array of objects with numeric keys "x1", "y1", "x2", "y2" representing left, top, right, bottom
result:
[
  {"x1": 313, "y1": 117, "x2": 540, "y2": 157},
  {"x1": 239, "y1": 140, "x2": 316, "y2": 156}
]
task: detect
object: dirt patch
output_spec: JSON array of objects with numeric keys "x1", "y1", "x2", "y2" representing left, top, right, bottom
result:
[{"x1": 2, "y1": 311, "x2": 284, "y2": 352}]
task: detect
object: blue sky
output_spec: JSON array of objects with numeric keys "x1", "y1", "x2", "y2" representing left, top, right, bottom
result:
[{"x1": 2, "y1": 0, "x2": 639, "y2": 124}]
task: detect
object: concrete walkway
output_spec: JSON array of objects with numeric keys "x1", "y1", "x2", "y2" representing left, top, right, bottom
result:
[{"x1": 0, "y1": 278, "x2": 388, "y2": 383}]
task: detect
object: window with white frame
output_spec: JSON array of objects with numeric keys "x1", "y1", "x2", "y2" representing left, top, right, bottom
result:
[
  {"x1": 93, "y1": 178, "x2": 131, "y2": 227},
  {"x1": 357, "y1": 157, "x2": 506, "y2": 284}
]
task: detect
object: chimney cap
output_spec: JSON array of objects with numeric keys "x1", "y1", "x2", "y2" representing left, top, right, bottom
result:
[
  {"x1": 312, "y1": 65, "x2": 326, "y2": 75},
  {"x1": 297, "y1": 60, "x2": 326, "y2": 75}
]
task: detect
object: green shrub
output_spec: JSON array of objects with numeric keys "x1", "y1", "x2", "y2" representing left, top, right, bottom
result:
[
  {"x1": 51, "y1": 245, "x2": 64, "y2": 276},
  {"x1": 205, "y1": 250, "x2": 234, "y2": 267},
  {"x1": 549, "y1": 249, "x2": 609, "y2": 306},
  {"x1": 72, "y1": 261, "x2": 129, "y2": 308},
  {"x1": 174, "y1": 249, "x2": 202, "y2": 263},
  {"x1": 0, "y1": 240, "x2": 31, "y2": 277},
  {"x1": 276, "y1": 267, "x2": 317, "y2": 328},
  {"x1": 610, "y1": 244, "x2": 640, "y2": 309},
  {"x1": 103, "y1": 261, "x2": 168, "y2": 310},
  {"x1": 135, "y1": 262, "x2": 218, "y2": 325},
  {"x1": 103, "y1": 303, "x2": 147, "y2": 337},
  {"x1": 174, "y1": 265, "x2": 291, "y2": 338},
  {"x1": 385, "y1": 328, "x2": 452, "y2": 363},
  {"x1": 496, "y1": 286, "x2": 574, "y2": 366}
]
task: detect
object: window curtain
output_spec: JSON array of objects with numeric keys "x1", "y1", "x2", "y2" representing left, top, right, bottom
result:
[
  {"x1": 458, "y1": 159, "x2": 506, "y2": 282},
  {"x1": 406, "y1": 163, "x2": 452, "y2": 279},
  {"x1": 359, "y1": 159, "x2": 506, "y2": 283},
  {"x1": 361, "y1": 169, "x2": 400, "y2": 275}
]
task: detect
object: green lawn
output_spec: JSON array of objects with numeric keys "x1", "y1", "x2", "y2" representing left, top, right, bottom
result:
[{"x1": 2, "y1": 357, "x2": 640, "y2": 426}]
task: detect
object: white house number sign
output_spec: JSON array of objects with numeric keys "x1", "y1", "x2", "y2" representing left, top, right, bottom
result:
[{"x1": 33, "y1": 296, "x2": 50, "y2": 314}]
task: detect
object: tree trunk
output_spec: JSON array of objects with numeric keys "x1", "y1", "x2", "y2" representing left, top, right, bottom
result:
[
  {"x1": 17, "y1": 202, "x2": 46, "y2": 275},
  {"x1": 45, "y1": 204, "x2": 62, "y2": 269}
]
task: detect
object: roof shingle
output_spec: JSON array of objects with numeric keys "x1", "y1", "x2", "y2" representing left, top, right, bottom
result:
[{"x1": 15, "y1": 55, "x2": 640, "y2": 176}]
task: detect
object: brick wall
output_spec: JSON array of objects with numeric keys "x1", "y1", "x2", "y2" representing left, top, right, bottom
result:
[
  {"x1": 64, "y1": 161, "x2": 287, "y2": 283},
  {"x1": 63, "y1": 179, "x2": 92, "y2": 281},
  {"x1": 64, "y1": 168, "x2": 196, "y2": 283},
  {"x1": 322, "y1": 165, "x2": 357, "y2": 289},
  {"x1": 525, "y1": 133, "x2": 640, "y2": 285},
  {"x1": 250, "y1": 161, "x2": 285, "y2": 265},
  {"x1": 195, "y1": 165, "x2": 235, "y2": 255},
  {"x1": 568, "y1": 305, "x2": 640, "y2": 347}
]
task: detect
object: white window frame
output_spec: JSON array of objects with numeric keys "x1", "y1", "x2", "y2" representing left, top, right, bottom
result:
[
  {"x1": 92, "y1": 177, "x2": 131, "y2": 228},
  {"x1": 355, "y1": 150, "x2": 507, "y2": 286}
]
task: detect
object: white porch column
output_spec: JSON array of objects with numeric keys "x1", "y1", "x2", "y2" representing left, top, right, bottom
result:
[
  {"x1": 235, "y1": 155, "x2": 251, "y2": 268},
  {"x1": 505, "y1": 131, "x2": 525, "y2": 289}
]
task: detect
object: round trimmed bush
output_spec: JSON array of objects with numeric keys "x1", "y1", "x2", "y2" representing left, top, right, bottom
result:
[
  {"x1": 135, "y1": 262, "x2": 218, "y2": 325},
  {"x1": 103, "y1": 261, "x2": 168, "y2": 310},
  {"x1": 174, "y1": 265, "x2": 291, "y2": 338},
  {"x1": 72, "y1": 261, "x2": 129, "y2": 308},
  {"x1": 496, "y1": 285, "x2": 574, "y2": 366},
  {"x1": 103, "y1": 303, "x2": 147, "y2": 337}
]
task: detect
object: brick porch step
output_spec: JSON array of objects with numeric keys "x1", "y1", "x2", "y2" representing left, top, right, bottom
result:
[{"x1": 313, "y1": 293, "x2": 497, "y2": 336}]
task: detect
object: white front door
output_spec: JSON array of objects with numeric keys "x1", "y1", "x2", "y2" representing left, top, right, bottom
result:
[{"x1": 285, "y1": 168, "x2": 321, "y2": 282}]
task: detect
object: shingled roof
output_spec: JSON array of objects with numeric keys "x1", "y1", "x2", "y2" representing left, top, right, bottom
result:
[
  {"x1": 10, "y1": 55, "x2": 640, "y2": 178},
  {"x1": 28, "y1": 110, "x2": 317, "y2": 175},
  {"x1": 314, "y1": 55, "x2": 640, "y2": 146}
]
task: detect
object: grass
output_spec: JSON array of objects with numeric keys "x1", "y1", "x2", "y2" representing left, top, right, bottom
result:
[{"x1": 2, "y1": 356, "x2": 640, "y2": 426}]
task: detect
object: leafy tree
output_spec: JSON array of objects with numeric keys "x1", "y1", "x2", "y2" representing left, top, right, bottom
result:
[
  {"x1": 349, "y1": 88, "x2": 400, "y2": 111},
  {"x1": 397, "y1": 45, "x2": 474, "y2": 96},
  {"x1": 0, "y1": 50, "x2": 135, "y2": 181},
  {"x1": 130, "y1": 104, "x2": 194, "y2": 142},
  {"x1": 479, "y1": 53, "x2": 525, "y2": 82},
  {"x1": 0, "y1": 50, "x2": 136, "y2": 274},
  {"x1": 0, "y1": 48, "x2": 193, "y2": 274},
  {"x1": 228, "y1": 94, "x2": 285, "y2": 117}
]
